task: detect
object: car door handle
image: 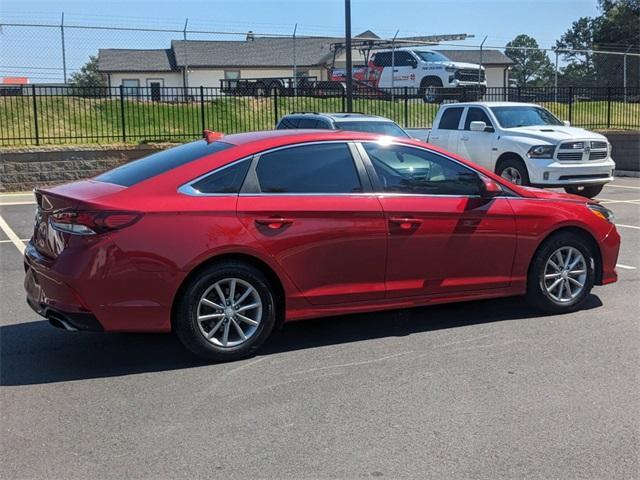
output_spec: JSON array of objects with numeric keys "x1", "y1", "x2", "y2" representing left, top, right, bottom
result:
[
  {"x1": 389, "y1": 217, "x2": 422, "y2": 230},
  {"x1": 393, "y1": 69, "x2": 399, "y2": 72},
  {"x1": 460, "y1": 136, "x2": 469, "y2": 141},
  {"x1": 255, "y1": 217, "x2": 293, "y2": 229}
]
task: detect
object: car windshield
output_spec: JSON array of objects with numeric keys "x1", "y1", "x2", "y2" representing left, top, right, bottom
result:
[
  {"x1": 490, "y1": 106, "x2": 564, "y2": 128},
  {"x1": 335, "y1": 121, "x2": 410, "y2": 137},
  {"x1": 414, "y1": 51, "x2": 450, "y2": 63}
]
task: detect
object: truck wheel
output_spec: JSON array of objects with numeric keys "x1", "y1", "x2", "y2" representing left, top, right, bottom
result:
[
  {"x1": 496, "y1": 157, "x2": 530, "y2": 186},
  {"x1": 564, "y1": 185, "x2": 604, "y2": 198},
  {"x1": 420, "y1": 78, "x2": 443, "y2": 103}
]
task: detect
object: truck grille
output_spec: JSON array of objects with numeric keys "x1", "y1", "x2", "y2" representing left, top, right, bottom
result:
[
  {"x1": 455, "y1": 69, "x2": 484, "y2": 82},
  {"x1": 589, "y1": 151, "x2": 608, "y2": 160},
  {"x1": 557, "y1": 152, "x2": 583, "y2": 161},
  {"x1": 557, "y1": 141, "x2": 608, "y2": 162}
]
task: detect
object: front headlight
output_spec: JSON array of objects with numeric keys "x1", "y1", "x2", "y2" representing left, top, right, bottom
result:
[
  {"x1": 527, "y1": 145, "x2": 555, "y2": 159},
  {"x1": 587, "y1": 203, "x2": 615, "y2": 223},
  {"x1": 444, "y1": 65, "x2": 457, "y2": 73}
]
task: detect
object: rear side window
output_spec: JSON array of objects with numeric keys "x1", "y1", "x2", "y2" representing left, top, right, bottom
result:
[
  {"x1": 95, "y1": 140, "x2": 234, "y2": 187},
  {"x1": 372, "y1": 52, "x2": 392, "y2": 67},
  {"x1": 438, "y1": 108, "x2": 463, "y2": 130},
  {"x1": 255, "y1": 143, "x2": 362, "y2": 193},
  {"x1": 464, "y1": 107, "x2": 493, "y2": 130},
  {"x1": 190, "y1": 158, "x2": 251, "y2": 194},
  {"x1": 277, "y1": 117, "x2": 299, "y2": 129}
]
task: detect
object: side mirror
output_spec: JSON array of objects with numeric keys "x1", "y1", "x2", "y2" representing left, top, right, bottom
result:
[
  {"x1": 470, "y1": 121, "x2": 486, "y2": 132},
  {"x1": 480, "y1": 175, "x2": 502, "y2": 198},
  {"x1": 563, "y1": 120, "x2": 571, "y2": 126}
]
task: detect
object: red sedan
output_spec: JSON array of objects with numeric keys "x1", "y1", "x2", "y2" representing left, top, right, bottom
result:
[{"x1": 24, "y1": 130, "x2": 620, "y2": 361}]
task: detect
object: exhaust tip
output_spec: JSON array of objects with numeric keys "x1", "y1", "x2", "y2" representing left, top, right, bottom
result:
[{"x1": 47, "y1": 313, "x2": 78, "y2": 331}]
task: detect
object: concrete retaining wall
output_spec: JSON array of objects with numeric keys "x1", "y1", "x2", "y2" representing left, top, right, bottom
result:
[
  {"x1": 0, "y1": 145, "x2": 172, "y2": 192},
  {"x1": 1, "y1": 131, "x2": 637, "y2": 192}
]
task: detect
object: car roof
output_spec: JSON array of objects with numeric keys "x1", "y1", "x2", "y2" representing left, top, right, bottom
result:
[
  {"x1": 279, "y1": 112, "x2": 394, "y2": 123},
  {"x1": 443, "y1": 101, "x2": 541, "y2": 108}
]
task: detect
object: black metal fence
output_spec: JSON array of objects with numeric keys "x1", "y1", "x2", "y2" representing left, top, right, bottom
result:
[{"x1": 1, "y1": 85, "x2": 638, "y2": 146}]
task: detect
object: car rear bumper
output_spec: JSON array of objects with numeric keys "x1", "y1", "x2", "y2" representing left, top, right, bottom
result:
[
  {"x1": 528, "y1": 157, "x2": 616, "y2": 186},
  {"x1": 24, "y1": 242, "x2": 104, "y2": 331}
]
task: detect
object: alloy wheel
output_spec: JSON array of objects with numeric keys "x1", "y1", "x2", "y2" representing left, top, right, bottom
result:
[
  {"x1": 501, "y1": 166, "x2": 523, "y2": 185},
  {"x1": 543, "y1": 247, "x2": 587, "y2": 303},
  {"x1": 196, "y1": 278, "x2": 263, "y2": 348}
]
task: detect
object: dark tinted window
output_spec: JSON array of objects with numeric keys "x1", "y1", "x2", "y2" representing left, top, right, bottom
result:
[
  {"x1": 190, "y1": 158, "x2": 251, "y2": 194},
  {"x1": 464, "y1": 107, "x2": 493, "y2": 130},
  {"x1": 95, "y1": 140, "x2": 233, "y2": 187},
  {"x1": 277, "y1": 117, "x2": 300, "y2": 129},
  {"x1": 363, "y1": 143, "x2": 481, "y2": 196},
  {"x1": 335, "y1": 121, "x2": 409, "y2": 137},
  {"x1": 297, "y1": 118, "x2": 323, "y2": 129},
  {"x1": 372, "y1": 52, "x2": 392, "y2": 67},
  {"x1": 256, "y1": 143, "x2": 361, "y2": 193},
  {"x1": 438, "y1": 107, "x2": 463, "y2": 130},
  {"x1": 394, "y1": 51, "x2": 416, "y2": 67}
]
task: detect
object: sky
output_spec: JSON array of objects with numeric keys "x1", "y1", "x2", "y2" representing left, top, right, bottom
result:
[{"x1": 0, "y1": 0, "x2": 601, "y2": 81}]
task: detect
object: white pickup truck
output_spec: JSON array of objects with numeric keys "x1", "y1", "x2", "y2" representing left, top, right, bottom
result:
[{"x1": 409, "y1": 102, "x2": 615, "y2": 198}]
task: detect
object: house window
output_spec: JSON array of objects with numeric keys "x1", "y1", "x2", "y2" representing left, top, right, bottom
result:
[
  {"x1": 122, "y1": 79, "x2": 140, "y2": 97},
  {"x1": 224, "y1": 70, "x2": 240, "y2": 80}
]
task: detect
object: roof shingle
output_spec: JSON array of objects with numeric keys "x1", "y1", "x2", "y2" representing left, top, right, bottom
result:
[{"x1": 98, "y1": 49, "x2": 176, "y2": 72}]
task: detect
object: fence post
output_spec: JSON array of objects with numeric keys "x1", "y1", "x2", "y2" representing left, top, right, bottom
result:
[
  {"x1": 31, "y1": 85, "x2": 39, "y2": 146},
  {"x1": 119, "y1": 85, "x2": 126, "y2": 143},
  {"x1": 568, "y1": 87, "x2": 573, "y2": 125},
  {"x1": 273, "y1": 88, "x2": 279, "y2": 127},
  {"x1": 200, "y1": 86, "x2": 206, "y2": 132},
  {"x1": 341, "y1": 88, "x2": 346, "y2": 112},
  {"x1": 606, "y1": 87, "x2": 612, "y2": 129},
  {"x1": 403, "y1": 87, "x2": 409, "y2": 128}
]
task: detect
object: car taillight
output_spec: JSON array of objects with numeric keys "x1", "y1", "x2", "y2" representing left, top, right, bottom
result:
[{"x1": 50, "y1": 210, "x2": 142, "y2": 235}]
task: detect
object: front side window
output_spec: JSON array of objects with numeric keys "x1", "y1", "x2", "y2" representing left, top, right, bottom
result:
[
  {"x1": 363, "y1": 143, "x2": 481, "y2": 196},
  {"x1": 190, "y1": 158, "x2": 251, "y2": 194},
  {"x1": 464, "y1": 107, "x2": 494, "y2": 130},
  {"x1": 438, "y1": 107, "x2": 464, "y2": 130},
  {"x1": 393, "y1": 51, "x2": 416, "y2": 67},
  {"x1": 255, "y1": 143, "x2": 362, "y2": 193},
  {"x1": 490, "y1": 106, "x2": 563, "y2": 128}
]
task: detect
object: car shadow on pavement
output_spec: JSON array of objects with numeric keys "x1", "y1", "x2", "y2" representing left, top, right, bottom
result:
[{"x1": 1, "y1": 295, "x2": 603, "y2": 386}]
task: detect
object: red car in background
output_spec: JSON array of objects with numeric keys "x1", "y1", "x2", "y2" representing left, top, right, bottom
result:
[{"x1": 24, "y1": 130, "x2": 620, "y2": 361}]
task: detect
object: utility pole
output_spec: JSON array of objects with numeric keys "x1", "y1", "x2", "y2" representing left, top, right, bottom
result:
[
  {"x1": 61, "y1": 12, "x2": 67, "y2": 83},
  {"x1": 391, "y1": 29, "x2": 399, "y2": 101},
  {"x1": 478, "y1": 35, "x2": 487, "y2": 87},
  {"x1": 293, "y1": 24, "x2": 298, "y2": 96},
  {"x1": 344, "y1": 0, "x2": 353, "y2": 112},
  {"x1": 183, "y1": 18, "x2": 189, "y2": 92}
]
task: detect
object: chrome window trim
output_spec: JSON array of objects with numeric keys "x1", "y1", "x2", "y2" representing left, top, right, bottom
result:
[{"x1": 177, "y1": 156, "x2": 253, "y2": 197}]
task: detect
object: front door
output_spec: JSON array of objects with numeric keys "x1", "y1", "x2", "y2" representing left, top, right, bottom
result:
[
  {"x1": 359, "y1": 141, "x2": 517, "y2": 298},
  {"x1": 457, "y1": 106, "x2": 496, "y2": 170},
  {"x1": 236, "y1": 142, "x2": 387, "y2": 305}
]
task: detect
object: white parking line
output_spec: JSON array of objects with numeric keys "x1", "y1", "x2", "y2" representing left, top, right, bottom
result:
[
  {"x1": 616, "y1": 264, "x2": 637, "y2": 270},
  {"x1": 0, "y1": 215, "x2": 26, "y2": 254},
  {"x1": 0, "y1": 201, "x2": 36, "y2": 206},
  {"x1": 605, "y1": 184, "x2": 640, "y2": 190},
  {"x1": 616, "y1": 223, "x2": 640, "y2": 230}
]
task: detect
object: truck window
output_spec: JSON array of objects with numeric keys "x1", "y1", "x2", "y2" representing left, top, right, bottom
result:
[
  {"x1": 297, "y1": 118, "x2": 323, "y2": 129},
  {"x1": 372, "y1": 52, "x2": 392, "y2": 67},
  {"x1": 393, "y1": 52, "x2": 416, "y2": 67},
  {"x1": 277, "y1": 117, "x2": 300, "y2": 129},
  {"x1": 438, "y1": 107, "x2": 464, "y2": 130},
  {"x1": 464, "y1": 108, "x2": 493, "y2": 130}
]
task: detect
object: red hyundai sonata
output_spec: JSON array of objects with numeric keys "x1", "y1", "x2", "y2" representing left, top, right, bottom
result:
[{"x1": 24, "y1": 130, "x2": 620, "y2": 361}]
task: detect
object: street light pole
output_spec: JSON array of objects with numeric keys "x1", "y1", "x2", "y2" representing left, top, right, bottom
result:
[{"x1": 344, "y1": 0, "x2": 353, "y2": 112}]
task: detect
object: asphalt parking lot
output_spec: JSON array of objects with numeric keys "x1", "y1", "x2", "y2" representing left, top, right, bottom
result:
[{"x1": 1, "y1": 179, "x2": 639, "y2": 479}]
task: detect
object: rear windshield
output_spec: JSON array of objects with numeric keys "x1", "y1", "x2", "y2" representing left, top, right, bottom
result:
[
  {"x1": 95, "y1": 140, "x2": 234, "y2": 187},
  {"x1": 335, "y1": 121, "x2": 409, "y2": 137}
]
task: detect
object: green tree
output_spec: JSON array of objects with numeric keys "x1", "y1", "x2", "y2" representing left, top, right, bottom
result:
[
  {"x1": 556, "y1": 17, "x2": 599, "y2": 85},
  {"x1": 68, "y1": 56, "x2": 105, "y2": 87},
  {"x1": 505, "y1": 35, "x2": 554, "y2": 86}
]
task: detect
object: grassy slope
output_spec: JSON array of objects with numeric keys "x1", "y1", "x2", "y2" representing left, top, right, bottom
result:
[{"x1": 1, "y1": 95, "x2": 638, "y2": 146}]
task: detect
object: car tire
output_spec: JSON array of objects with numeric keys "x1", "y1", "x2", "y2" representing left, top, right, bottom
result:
[
  {"x1": 420, "y1": 78, "x2": 443, "y2": 103},
  {"x1": 174, "y1": 260, "x2": 277, "y2": 362},
  {"x1": 496, "y1": 157, "x2": 530, "y2": 186},
  {"x1": 564, "y1": 185, "x2": 604, "y2": 198},
  {"x1": 526, "y1": 232, "x2": 596, "y2": 314}
]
